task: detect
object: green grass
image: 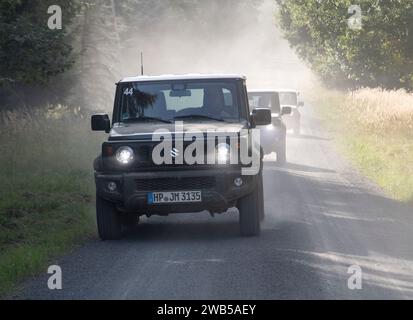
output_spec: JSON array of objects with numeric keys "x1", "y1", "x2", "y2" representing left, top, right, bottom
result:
[
  {"x1": 0, "y1": 113, "x2": 103, "y2": 296},
  {"x1": 344, "y1": 134, "x2": 413, "y2": 202},
  {"x1": 312, "y1": 88, "x2": 413, "y2": 204}
]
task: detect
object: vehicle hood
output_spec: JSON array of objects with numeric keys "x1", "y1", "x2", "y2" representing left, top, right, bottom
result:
[{"x1": 108, "y1": 121, "x2": 247, "y2": 141}]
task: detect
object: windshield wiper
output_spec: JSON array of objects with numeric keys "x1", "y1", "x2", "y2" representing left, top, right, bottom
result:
[
  {"x1": 123, "y1": 116, "x2": 172, "y2": 124},
  {"x1": 173, "y1": 115, "x2": 225, "y2": 122}
]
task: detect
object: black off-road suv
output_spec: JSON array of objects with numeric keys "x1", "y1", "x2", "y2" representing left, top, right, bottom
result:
[{"x1": 91, "y1": 74, "x2": 271, "y2": 240}]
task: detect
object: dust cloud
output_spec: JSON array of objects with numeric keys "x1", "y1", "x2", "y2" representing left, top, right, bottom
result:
[
  {"x1": 78, "y1": 0, "x2": 315, "y2": 112},
  {"x1": 116, "y1": 0, "x2": 314, "y2": 90}
]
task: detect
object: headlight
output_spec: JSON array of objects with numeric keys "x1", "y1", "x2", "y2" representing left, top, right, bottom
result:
[
  {"x1": 266, "y1": 124, "x2": 275, "y2": 130},
  {"x1": 116, "y1": 146, "x2": 134, "y2": 164},
  {"x1": 216, "y1": 143, "x2": 230, "y2": 163}
]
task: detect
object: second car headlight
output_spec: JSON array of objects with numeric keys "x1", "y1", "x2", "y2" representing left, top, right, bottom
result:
[{"x1": 116, "y1": 146, "x2": 134, "y2": 164}]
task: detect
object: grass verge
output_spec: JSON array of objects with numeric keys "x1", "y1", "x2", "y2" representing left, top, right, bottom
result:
[
  {"x1": 311, "y1": 87, "x2": 413, "y2": 204},
  {"x1": 0, "y1": 108, "x2": 103, "y2": 296}
]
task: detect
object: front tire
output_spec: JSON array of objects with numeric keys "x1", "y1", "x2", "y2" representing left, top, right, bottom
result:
[
  {"x1": 257, "y1": 173, "x2": 265, "y2": 222},
  {"x1": 96, "y1": 195, "x2": 123, "y2": 240},
  {"x1": 293, "y1": 118, "x2": 301, "y2": 136},
  {"x1": 276, "y1": 140, "x2": 287, "y2": 165},
  {"x1": 238, "y1": 173, "x2": 263, "y2": 237}
]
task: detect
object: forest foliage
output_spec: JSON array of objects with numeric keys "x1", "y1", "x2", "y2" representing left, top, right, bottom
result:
[
  {"x1": 2, "y1": 0, "x2": 412, "y2": 111},
  {"x1": 0, "y1": 0, "x2": 80, "y2": 84},
  {"x1": 0, "y1": 0, "x2": 261, "y2": 111},
  {"x1": 276, "y1": 0, "x2": 413, "y2": 90}
]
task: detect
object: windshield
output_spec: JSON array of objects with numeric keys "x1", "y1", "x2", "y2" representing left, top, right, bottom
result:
[
  {"x1": 279, "y1": 92, "x2": 298, "y2": 106},
  {"x1": 248, "y1": 92, "x2": 280, "y2": 113},
  {"x1": 118, "y1": 80, "x2": 242, "y2": 123}
]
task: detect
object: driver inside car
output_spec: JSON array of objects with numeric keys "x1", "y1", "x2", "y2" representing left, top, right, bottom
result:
[{"x1": 202, "y1": 86, "x2": 236, "y2": 119}]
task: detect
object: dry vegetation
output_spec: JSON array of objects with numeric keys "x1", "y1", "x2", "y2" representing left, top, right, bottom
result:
[
  {"x1": 343, "y1": 88, "x2": 413, "y2": 134},
  {"x1": 314, "y1": 87, "x2": 413, "y2": 203}
]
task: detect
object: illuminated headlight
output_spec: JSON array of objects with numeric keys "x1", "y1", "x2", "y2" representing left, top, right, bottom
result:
[
  {"x1": 216, "y1": 143, "x2": 230, "y2": 163},
  {"x1": 116, "y1": 146, "x2": 134, "y2": 164},
  {"x1": 266, "y1": 124, "x2": 275, "y2": 130}
]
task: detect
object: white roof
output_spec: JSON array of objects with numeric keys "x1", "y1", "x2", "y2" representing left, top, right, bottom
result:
[
  {"x1": 248, "y1": 88, "x2": 299, "y2": 94},
  {"x1": 276, "y1": 89, "x2": 300, "y2": 93},
  {"x1": 248, "y1": 89, "x2": 278, "y2": 94},
  {"x1": 119, "y1": 73, "x2": 246, "y2": 83}
]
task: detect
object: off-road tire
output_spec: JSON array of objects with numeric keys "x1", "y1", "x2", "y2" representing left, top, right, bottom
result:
[
  {"x1": 96, "y1": 195, "x2": 123, "y2": 240},
  {"x1": 293, "y1": 119, "x2": 301, "y2": 136},
  {"x1": 238, "y1": 173, "x2": 263, "y2": 237},
  {"x1": 257, "y1": 173, "x2": 265, "y2": 222},
  {"x1": 276, "y1": 140, "x2": 287, "y2": 165}
]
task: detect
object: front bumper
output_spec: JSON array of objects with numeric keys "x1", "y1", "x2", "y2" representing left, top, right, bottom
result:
[{"x1": 95, "y1": 167, "x2": 258, "y2": 215}]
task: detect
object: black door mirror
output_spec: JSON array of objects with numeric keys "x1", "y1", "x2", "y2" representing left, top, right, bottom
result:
[
  {"x1": 281, "y1": 106, "x2": 292, "y2": 116},
  {"x1": 91, "y1": 114, "x2": 111, "y2": 133},
  {"x1": 251, "y1": 108, "x2": 271, "y2": 126}
]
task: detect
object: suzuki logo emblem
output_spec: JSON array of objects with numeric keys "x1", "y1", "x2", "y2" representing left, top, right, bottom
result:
[{"x1": 170, "y1": 148, "x2": 180, "y2": 158}]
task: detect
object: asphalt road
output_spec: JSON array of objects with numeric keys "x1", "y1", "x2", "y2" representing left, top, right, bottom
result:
[{"x1": 14, "y1": 106, "x2": 413, "y2": 299}]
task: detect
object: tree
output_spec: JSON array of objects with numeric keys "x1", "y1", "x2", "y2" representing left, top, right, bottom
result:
[
  {"x1": 0, "y1": 0, "x2": 80, "y2": 85},
  {"x1": 276, "y1": 0, "x2": 413, "y2": 90}
]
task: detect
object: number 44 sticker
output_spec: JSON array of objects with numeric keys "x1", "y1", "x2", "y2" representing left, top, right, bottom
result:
[{"x1": 123, "y1": 88, "x2": 133, "y2": 96}]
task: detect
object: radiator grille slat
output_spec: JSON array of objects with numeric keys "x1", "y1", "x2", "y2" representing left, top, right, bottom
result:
[{"x1": 135, "y1": 177, "x2": 216, "y2": 191}]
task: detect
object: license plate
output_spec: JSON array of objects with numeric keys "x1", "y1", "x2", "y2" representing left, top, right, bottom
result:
[{"x1": 147, "y1": 191, "x2": 202, "y2": 204}]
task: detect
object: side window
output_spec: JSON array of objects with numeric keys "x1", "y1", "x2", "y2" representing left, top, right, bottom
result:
[
  {"x1": 248, "y1": 96, "x2": 260, "y2": 110},
  {"x1": 271, "y1": 94, "x2": 281, "y2": 113},
  {"x1": 223, "y1": 88, "x2": 233, "y2": 107}
]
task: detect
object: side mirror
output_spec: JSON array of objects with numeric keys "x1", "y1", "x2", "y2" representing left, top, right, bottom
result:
[
  {"x1": 251, "y1": 108, "x2": 271, "y2": 126},
  {"x1": 91, "y1": 114, "x2": 111, "y2": 133},
  {"x1": 298, "y1": 101, "x2": 304, "y2": 107},
  {"x1": 281, "y1": 106, "x2": 292, "y2": 116}
]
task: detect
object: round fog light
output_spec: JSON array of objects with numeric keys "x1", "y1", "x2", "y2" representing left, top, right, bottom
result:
[
  {"x1": 107, "y1": 182, "x2": 117, "y2": 192},
  {"x1": 234, "y1": 177, "x2": 243, "y2": 187}
]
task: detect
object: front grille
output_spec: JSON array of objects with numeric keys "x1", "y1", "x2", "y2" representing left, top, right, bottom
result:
[{"x1": 135, "y1": 177, "x2": 216, "y2": 191}]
